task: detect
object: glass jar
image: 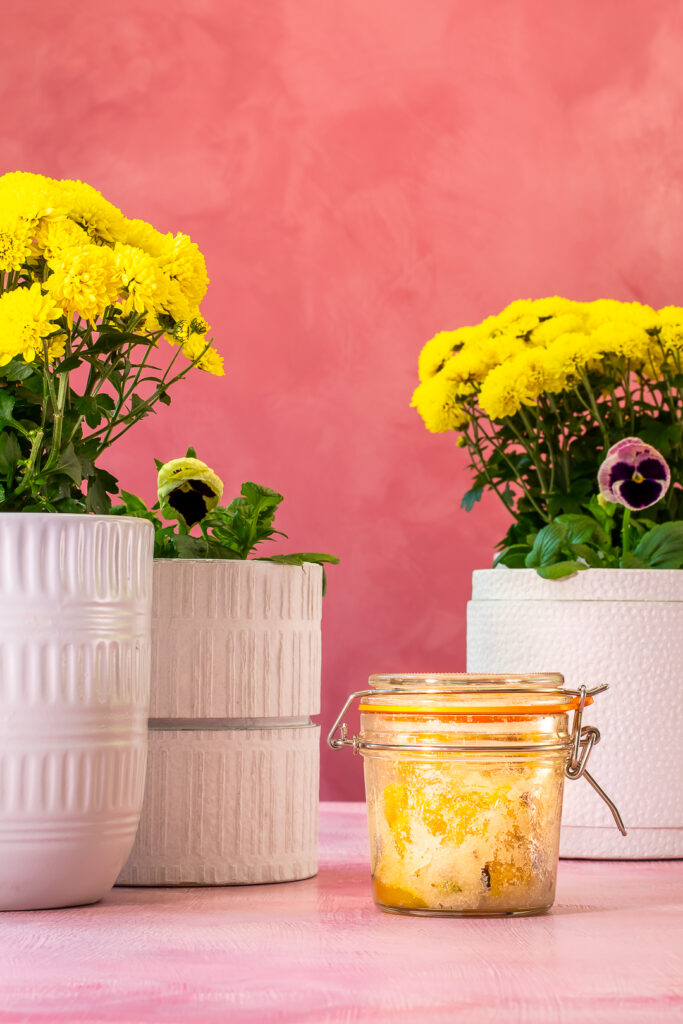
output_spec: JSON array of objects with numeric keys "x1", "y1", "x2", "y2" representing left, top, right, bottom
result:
[{"x1": 329, "y1": 674, "x2": 625, "y2": 917}]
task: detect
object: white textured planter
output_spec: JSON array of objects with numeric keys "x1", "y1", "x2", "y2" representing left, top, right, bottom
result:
[
  {"x1": 467, "y1": 569, "x2": 683, "y2": 859},
  {"x1": 118, "y1": 559, "x2": 322, "y2": 885},
  {"x1": 0, "y1": 513, "x2": 153, "y2": 910}
]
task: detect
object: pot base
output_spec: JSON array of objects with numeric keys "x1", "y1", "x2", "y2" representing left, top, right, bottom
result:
[{"x1": 561, "y1": 825, "x2": 683, "y2": 860}]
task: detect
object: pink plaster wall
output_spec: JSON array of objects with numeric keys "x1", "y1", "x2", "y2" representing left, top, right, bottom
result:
[{"x1": 2, "y1": 0, "x2": 682, "y2": 799}]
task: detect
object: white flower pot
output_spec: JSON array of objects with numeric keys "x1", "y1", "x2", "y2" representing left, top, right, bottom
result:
[
  {"x1": 467, "y1": 569, "x2": 683, "y2": 858},
  {"x1": 0, "y1": 513, "x2": 154, "y2": 910},
  {"x1": 118, "y1": 559, "x2": 322, "y2": 885}
]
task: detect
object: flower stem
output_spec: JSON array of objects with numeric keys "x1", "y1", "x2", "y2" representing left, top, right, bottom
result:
[
  {"x1": 13, "y1": 429, "x2": 45, "y2": 497},
  {"x1": 621, "y1": 507, "x2": 632, "y2": 559}
]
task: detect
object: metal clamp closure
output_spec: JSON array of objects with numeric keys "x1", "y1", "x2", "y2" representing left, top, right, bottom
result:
[{"x1": 328, "y1": 683, "x2": 627, "y2": 836}]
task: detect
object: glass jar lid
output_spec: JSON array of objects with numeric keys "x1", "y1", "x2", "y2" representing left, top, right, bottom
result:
[
  {"x1": 328, "y1": 675, "x2": 626, "y2": 837},
  {"x1": 361, "y1": 673, "x2": 593, "y2": 716}
]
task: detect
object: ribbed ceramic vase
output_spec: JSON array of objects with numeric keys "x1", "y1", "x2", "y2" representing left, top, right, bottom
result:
[
  {"x1": 118, "y1": 560, "x2": 322, "y2": 886},
  {"x1": 0, "y1": 513, "x2": 154, "y2": 911},
  {"x1": 467, "y1": 568, "x2": 683, "y2": 859}
]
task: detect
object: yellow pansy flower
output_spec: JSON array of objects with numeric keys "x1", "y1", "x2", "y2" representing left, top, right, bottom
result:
[{"x1": 158, "y1": 457, "x2": 224, "y2": 527}]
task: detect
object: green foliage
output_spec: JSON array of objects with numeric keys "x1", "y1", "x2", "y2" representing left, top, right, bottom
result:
[
  {"x1": 0, "y1": 305, "x2": 213, "y2": 514},
  {"x1": 629, "y1": 522, "x2": 683, "y2": 569},
  {"x1": 495, "y1": 496, "x2": 683, "y2": 577},
  {"x1": 460, "y1": 487, "x2": 483, "y2": 512},
  {"x1": 457, "y1": 374, "x2": 682, "y2": 549},
  {"x1": 113, "y1": 474, "x2": 339, "y2": 593}
]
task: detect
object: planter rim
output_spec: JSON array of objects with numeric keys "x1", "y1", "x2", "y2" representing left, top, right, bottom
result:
[
  {"x1": 153, "y1": 558, "x2": 322, "y2": 571},
  {"x1": 0, "y1": 511, "x2": 153, "y2": 529},
  {"x1": 471, "y1": 566, "x2": 683, "y2": 602}
]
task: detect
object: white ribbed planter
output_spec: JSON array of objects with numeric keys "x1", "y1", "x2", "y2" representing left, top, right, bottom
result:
[
  {"x1": 0, "y1": 513, "x2": 154, "y2": 911},
  {"x1": 467, "y1": 569, "x2": 683, "y2": 859},
  {"x1": 118, "y1": 560, "x2": 322, "y2": 885}
]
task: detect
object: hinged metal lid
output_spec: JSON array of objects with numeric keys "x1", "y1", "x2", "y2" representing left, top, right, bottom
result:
[{"x1": 328, "y1": 675, "x2": 627, "y2": 837}]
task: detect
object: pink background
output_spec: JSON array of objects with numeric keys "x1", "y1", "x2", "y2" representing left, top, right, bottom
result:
[{"x1": 2, "y1": 0, "x2": 682, "y2": 799}]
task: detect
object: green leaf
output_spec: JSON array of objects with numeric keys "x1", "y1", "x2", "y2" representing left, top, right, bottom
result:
[
  {"x1": 620, "y1": 551, "x2": 647, "y2": 568},
  {"x1": 555, "y1": 513, "x2": 608, "y2": 546},
  {"x1": 96, "y1": 393, "x2": 116, "y2": 412},
  {"x1": 4, "y1": 360, "x2": 35, "y2": 382},
  {"x1": 0, "y1": 393, "x2": 15, "y2": 421},
  {"x1": 568, "y1": 542, "x2": 604, "y2": 567},
  {"x1": 525, "y1": 523, "x2": 568, "y2": 567},
  {"x1": 632, "y1": 522, "x2": 683, "y2": 569},
  {"x1": 74, "y1": 394, "x2": 102, "y2": 429},
  {"x1": 119, "y1": 490, "x2": 150, "y2": 515},
  {"x1": 0, "y1": 431, "x2": 22, "y2": 474},
  {"x1": 536, "y1": 560, "x2": 586, "y2": 580},
  {"x1": 174, "y1": 533, "x2": 238, "y2": 559},
  {"x1": 461, "y1": 487, "x2": 483, "y2": 513},
  {"x1": 493, "y1": 544, "x2": 530, "y2": 568},
  {"x1": 158, "y1": 391, "x2": 171, "y2": 406},
  {"x1": 261, "y1": 552, "x2": 340, "y2": 567},
  {"x1": 86, "y1": 467, "x2": 119, "y2": 514},
  {"x1": 56, "y1": 443, "x2": 83, "y2": 485},
  {"x1": 54, "y1": 354, "x2": 83, "y2": 374},
  {"x1": 0, "y1": 483, "x2": 5, "y2": 503},
  {"x1": 52, "y1": 497, "x2": 87, "y2": 514},
  {"x1": 153, "y1": 457, "x2": 164, "y2": 472},
  {"x1": 185, "y1": 446, "x2": 197, "y2": 459},
  {"x1": 241, "y1": 481, "x2": 283, "y2": 508}
]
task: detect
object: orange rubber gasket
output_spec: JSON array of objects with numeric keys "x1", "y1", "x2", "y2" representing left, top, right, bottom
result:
[{"x1": 358, "y1": 695, "x2": 593, "y2": 716}]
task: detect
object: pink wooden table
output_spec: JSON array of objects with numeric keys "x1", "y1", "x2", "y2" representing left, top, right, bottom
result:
[{"x1": 0, "y1": 802, "x2": 681, "y2": 1023}]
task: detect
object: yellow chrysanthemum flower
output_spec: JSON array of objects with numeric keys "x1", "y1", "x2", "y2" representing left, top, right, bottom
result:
[
  {"x1": 46, "y1": 243, "x2": 121, "y2": 321},
  {"x1": 541, "y1": 331, "x2": 599, "y2": 379},
  {"x1": 528, "y1": 296, "x2": 584, "y2": 320},
  {"x1": 0, "y1": 212, "x2": 35, "y2": 272},
  {"x1": 114, "y1": 242, "x2": 169, "y2": 316},
  {"x1": 164, "y1": 278, "x2": 193, "y2": 323},
  {"x1": 119, "y1": 218, "x2": 169, "y2": 258},
  {"x1": 530, "y1": 312, "x2": 586, "y2": 345},
  {"x1": 493, "y1": 299, "x2": 536, "y2": 326},
  {"x1": 418, "y1": 329, "x2": 466, "y2": 382},
  {"x1": 442, "y1": 334, "x2": 526, "y2": 388},
  {"x1": 158, "y1": 233, "x2": 209, "y2": 308},
  {"x1": 177, "y1": 320, "x2": 225, "y2": 376},
  {"x1": 59, "y1": 178, "x2": 127, "y2": 244},
  {"x1": 33, "y1": 216, "x2": 90, "y2": 260},
  {"x1": 658, "y1": 305, "x2": 683, "y2": 326},
  {"x1": 591, "y1": 322, "x2": 651, "y2": 366},
  {"x1": 194, "y1": 346, "x2": 225, "y2": 376},
  {"x1": 585, "y1": 299, "x2": 659, "y2": 332},
  {"x1": 0, "y1": 171, "x2": 65, "y2": 224},
  {"x1": 0, "y1": 283, "x2": 65, "y2": 366},
  {"x1": 479, "y1": 348, "x2": 564, "y2": 421},
  {"x1": 410, "y1": 372, "x2": 470, "y2": 432}
]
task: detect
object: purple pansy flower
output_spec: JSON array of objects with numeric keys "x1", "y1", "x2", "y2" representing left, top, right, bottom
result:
[{"x1": 598, "y1": 437, "x2": 671, "y2": 510}]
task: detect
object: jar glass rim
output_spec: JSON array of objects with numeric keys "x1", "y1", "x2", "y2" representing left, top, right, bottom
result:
[
  {"x1": 369, "y1": 672, "x2": 565, "y2": 689},
  {"x1": 363, "y1": 673, "x2": 590, "y2": 715}
]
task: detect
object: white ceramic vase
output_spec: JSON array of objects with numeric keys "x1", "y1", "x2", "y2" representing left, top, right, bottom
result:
[
  {"x1": 118, "y1": 559, "x2": 322, "y2": 885},
  {"x1": 467, "y1": 568, "x2": 683, "y2": 859},
  {"x1": 0, "y1": 513, "x2": 154, "y2": 911}
]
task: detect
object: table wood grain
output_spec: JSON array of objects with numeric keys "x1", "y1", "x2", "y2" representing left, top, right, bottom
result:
[{"x1": 0, "y1": 802, "x2": 681, "y2": 1023}]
